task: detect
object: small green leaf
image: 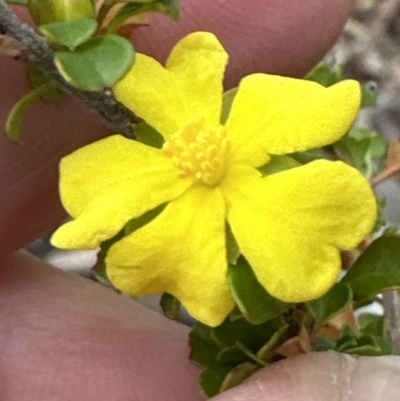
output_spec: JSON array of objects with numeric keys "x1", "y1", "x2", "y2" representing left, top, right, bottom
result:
[
  {"x1": 229, "y1": 307, "x2": 244, "y2": 322},
  {"x1": 6, "y1": 84, "x2": 52, "y2": 142},
  {"x1": 28, "y1": 0, "x2": 95, "y2": 25},
  {"x1": 135, "y1": 121, "x2": 164, "y2": 148},
  {"x1": 213, "y1": 315, "x2": 289, "y2": 354},
  {"x1": 288, "y1": 149, "x2": 325, "y2": 164},
  {"x1": 256, "y1": 322, "x2": 289, "y2": 362},
  {"x1": 55, "y1": 34, "x2": 135, "y2": 91},
  {"x1": 218, "y1": 342, "x2": 266, "y2": 366},
  {"x1": 189, "y1": 323, "x2": 221, "y2": 367},
  {"x1": 359, "y1": 313, "x2": 387, "y2": 337},
  {"x1": 307, "y1": 282, "x2": 353, "y2": 325},
  {"x1": 342, "y1": 235, "x2": 400, "y2": 304},
  {"x1": 220, "y1": 88, "x2": 237, "y2": 124},
  {"x1": 212, "y1": 317, "x2": 264, "y2": 349},
  {"x1": 40, "y1": 18, "x2": 98, "y2": 50},
  {"x1": 160, "y1": 292, "x2": 181, "y2": 321},
  {"x1": 220, "y1": 362, "x2": 260, "y2": 393},
  {"x1": 313, "y1": 335, "x2": 336, "y2": 351},
  {"x1": 216, "y1": 344, "x2": 254, "y2": 365},
  {"x1": 106, "y1": 0, "x2": 180, "y2": 33},
  {"x1": 226, "y1": 224, "x2": 240, "y2": 264},
  {"x1": 90, "y1": 257, "x2": 113, "y2": 286},
  {"x1": 305, "y1": 62, "x2": 342, "y2": 87},
  {"x1": 191, "y1": 316, "x2": 290, "y2": 397},
  {"x1": 333, "y1": 127, "x2": 387, "y2": 178},
  {"x1": 361, "y1": 81, "x2": 379, "y2": 108},
  {"x1": 228, "y1": 256, "x2": 289, "y2": 324},
  {"x1": 372, "y1": 197, "x2": 387, "y2": 234},
  {"x1": 337, "y1": 326, "x2": 393, "y2": 356},
  {"x1": 28, "y1": 63, "x2": 66, "y2": 100},
  {"x1": 125, "y1": 203, "x2": 166, "y2": 235},
  {"x1": 200, "y1": 366, "x2": 232, "y2": 398},
  {"x1": 258, "y1": 155, "x2": 301, "y2": 176}
]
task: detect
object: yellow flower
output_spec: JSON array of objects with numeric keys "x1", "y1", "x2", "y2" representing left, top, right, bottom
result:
[{"x1": 51, "y1": 32, "x2": 377, "y2": 327}]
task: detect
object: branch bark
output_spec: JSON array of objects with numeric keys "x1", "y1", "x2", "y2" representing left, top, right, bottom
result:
[
  {"x1": 0, "y1": 1, "x2": 138, "y2": 136},
  {"x1": 382, "y1": 290, "x2": 400, "y2": 355}
]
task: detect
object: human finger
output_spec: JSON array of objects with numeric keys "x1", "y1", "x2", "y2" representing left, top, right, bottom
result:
[
  {"x1": 0, "y1": 250, "x2": 205, "y2": 400},
  {"x1": 212, "y1": 351, "x2": 400, "y2": 401},
  {"x1": 133, "y1": 0, "x2": 357, "y2": 87}
]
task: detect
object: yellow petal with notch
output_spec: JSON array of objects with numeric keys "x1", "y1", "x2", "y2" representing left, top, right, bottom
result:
[
  {"x1": 51, "y1": 135, "x2": 192, "y2": 249},
  {"x1": 113, "y1": 31, "x2": 228, "y2": 139},
  {"x1": 226, "y1": 75, "x2": 360, "y2": 167},
  {"x1": 106, "y1": 185, "x2": 235, "y2": 327},
  {"x1": 221, "y1": 160, "x2": 376, "y2": 302}
]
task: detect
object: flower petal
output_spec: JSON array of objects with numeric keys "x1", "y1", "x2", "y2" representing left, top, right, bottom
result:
[
  {"x1": 221, "y1": 161, "x2": 376, "y2": 302},
  {"x1": 226, "y1": 75, "x2": 360, "y2": 167},
  {"x1": 113, "y1": 32, "x2": 228, "y2": 138},
  {"x1": 106, "y1": 185, "x2": 235, "y2": 327},
  {"x1": 51, "y1": 135, "x2": 191, "y2": 249}
]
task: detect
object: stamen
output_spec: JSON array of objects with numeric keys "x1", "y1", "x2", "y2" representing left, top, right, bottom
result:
[{"x1": 163, "y1": 117, "x2": 230, "y2": 187}]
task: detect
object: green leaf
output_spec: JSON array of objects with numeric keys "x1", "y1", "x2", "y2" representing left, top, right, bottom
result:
[
  {"x1": 288, "y1": 149, "x2": 325, "y2": 164},
  {"x1": 220, "y1": 362, "x2": 260, "y2": 393},
  {"x1": 125, "y1": 203, "x2": 166, "y2": 235},
  {"x1": 28, "y1": 63, "x2": 66, "y2": 100},
  {"x1": 256, "y1": 322, "x2": 289, "y2": 362},
  {"x1": 40, "y1": 18, "x2": 98, "y2": 50},
  {"x1": 361, "y1": 81, "x2": 379, "y2": 108},
  {"x1": 200, "y1": 366, "x2": 232, "y2": 398},
  {"x1": 359, "y1": 313, "x2": 387, "y2": 337},
  {"x1": 313, "y1": 335, "x2": 337, "y2": 351},
  {"x1": 6, "y1": 84, "x2": 53, "y2": 142},
  {"x1": 226, "y1": 224, "x2": 240, "y2": 264},
  {"x1": 55, "y1": 34, "x2": 135, "y2": 91},
  {"x1": 333, "y1": 127, "x2": 387, "y2": 178},
  {"x1": 135, "y1": 121, "x2": 164, "y2": 148},
  {"x1": 216, "y1": 344, "x2": 251, "y2": 365},
  {"x1": 257, "y1": 155, "x2": 301, "y2": 176},
  {"x1": 106, "y1": 0, "x2": 180, "y2": 33},
  {"x1": 213, "y1": 315, "x2": 288, "y2": 353},
  {"x1": 160, "y1": 292, "x2": 181, "y2": 321},
  {"x1": 342, "y1": 235, "x2": 400, "y2": 304},
  {"x1": 90, "y1": 257, "x2": 113, "y2": 286},
  {"x1": 191, "y1": 316, "x2": 289, "y2": 397},
  {"x1": 307, "y1": 282, "x2": 353, "y2": 325},
  {"x1": 220, "y1": 87, "x2": 237, "y2": 124},
  {"x1": 28, "y1": 0, "x2": 95, "y2": 25},
  {"x1": 189, "y1": 323, "x2": 221, "y2": 367},
  {"x1": 337, "y1": 326, "x2": 393, "y2": 356},
  {"x1": 227, "y1": 256, "x2": 289, "y2": 324},
  {"x1": 305, "y1": 62, "x2": 342, "y2": 87},
  {"x1": 217, "y1": 342, "x2": 266, "y2": 366},
  {"x1": 372, "y1": 197, "x2": 387, "y2": 234},
  {"x1": 212, "y1": 317, "x2": 264, "y2": 349}
]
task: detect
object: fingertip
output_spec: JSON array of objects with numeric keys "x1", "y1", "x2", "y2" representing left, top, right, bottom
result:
[
  {"x1": 132, "y1": 0, "x2": 357, "y2": 87},
  {"x1": 0, "y1": 251, "x2": 204, "y2": 400},
  {"x1": 211, "y1": 351, "x2": 400, "y2": 401}
]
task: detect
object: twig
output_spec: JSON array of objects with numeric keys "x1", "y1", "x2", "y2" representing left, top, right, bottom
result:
[
  {"x1": 370, "y1": 163, "x2": 400, "y2": 187},
  {"x1": 0, "y1": 1, "x2": 139, "y2": 136},
  {"x1": 382, "y1": 290, "x2": 400, "y2": 355}
]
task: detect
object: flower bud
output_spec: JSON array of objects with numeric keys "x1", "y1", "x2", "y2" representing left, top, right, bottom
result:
[{"x1": 28, "y1": 0, "x2": 95, "y2": 26}]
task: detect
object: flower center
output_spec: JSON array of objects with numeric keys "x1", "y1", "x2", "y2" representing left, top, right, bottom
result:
[{"x1": 163, "y1": 118, "x2": 230, "y2": 187}]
